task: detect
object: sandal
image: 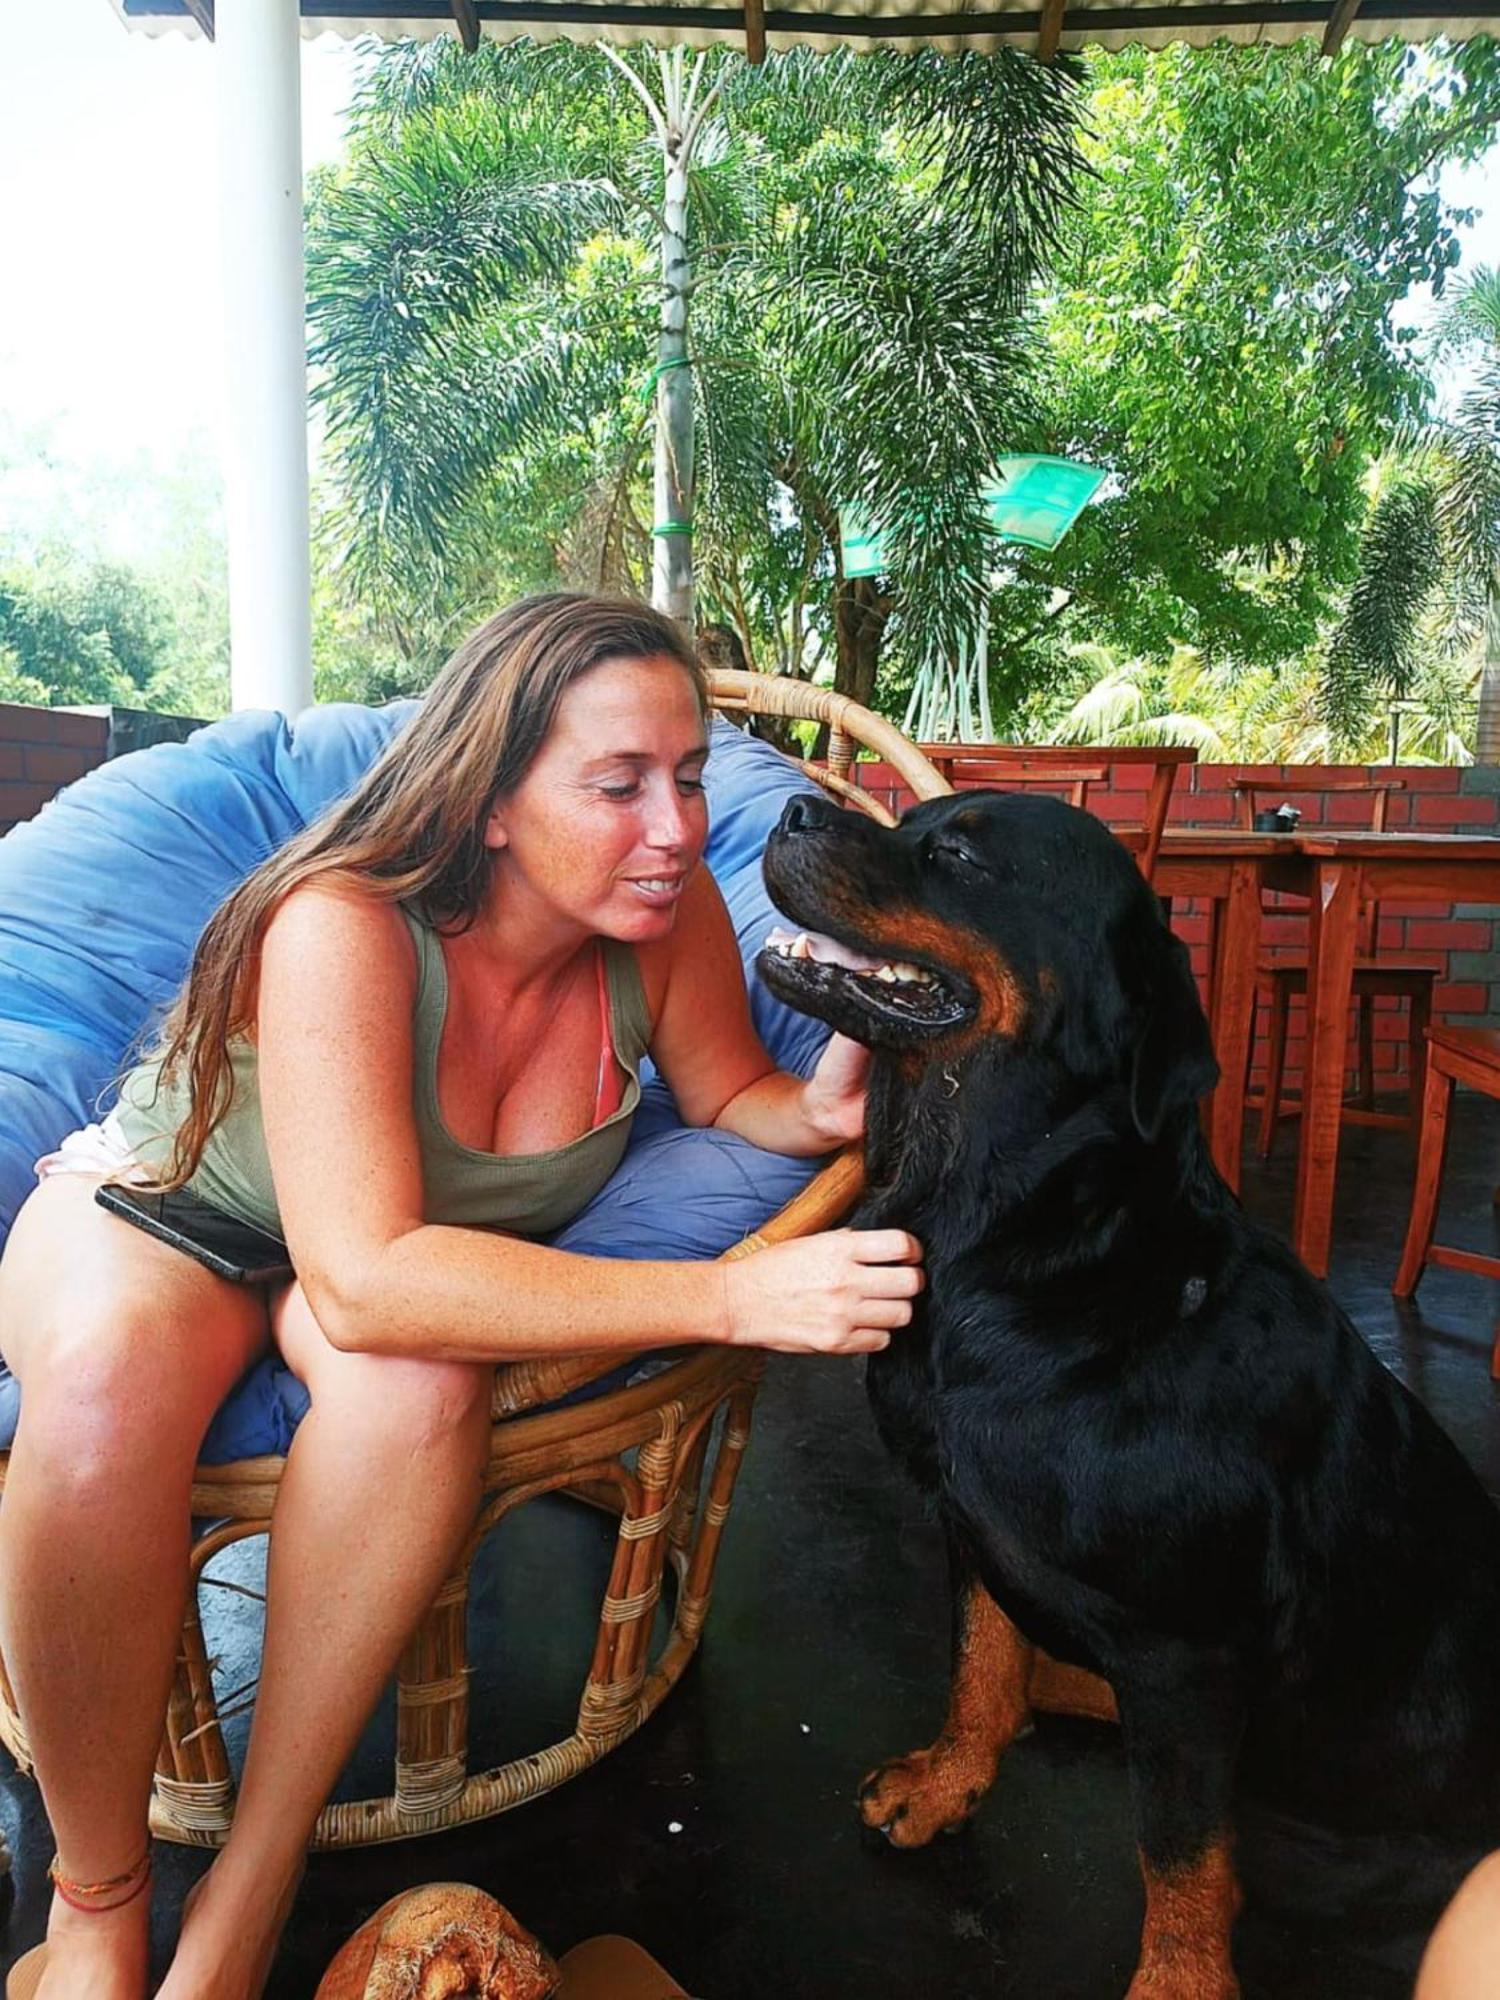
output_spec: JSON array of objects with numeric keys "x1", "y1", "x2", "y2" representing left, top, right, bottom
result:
[
  {"x1": 556, "y1": 1934, "x2": 690, "y2": 1999},
  {"x1": 5, "y1": 1946, "x2": 47, "y2": 2000}
]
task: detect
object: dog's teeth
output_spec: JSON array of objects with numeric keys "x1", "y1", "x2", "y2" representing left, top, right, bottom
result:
[
  {"x1": 874, "y1": 965, "x2": 898, "y2": 983},
  {"x1": 789, "y1": 933, "x2": 813, "y2": 960},
  {"x1": 890, "y1": 963, "x2": 920, "y2": 983}
]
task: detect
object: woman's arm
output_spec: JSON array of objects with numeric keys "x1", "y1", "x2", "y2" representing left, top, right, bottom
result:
[
  {"x1": 646, "y1": 867, "x2": 868, "y2": 1156},
  {"x1": 257, "y1": 884, "x2": 917, "y2": 1361}
]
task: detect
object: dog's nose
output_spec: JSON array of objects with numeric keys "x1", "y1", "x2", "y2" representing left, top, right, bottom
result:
[{"x1": 778, "y1": 794, "x2": 842, "y2": 837}]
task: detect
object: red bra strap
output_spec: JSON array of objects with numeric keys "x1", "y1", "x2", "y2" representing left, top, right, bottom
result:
[{"x1": 592, "y1": 945, "x2": 624, "y2": 1126}]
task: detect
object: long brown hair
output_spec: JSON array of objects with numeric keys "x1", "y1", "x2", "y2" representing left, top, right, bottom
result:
[{"x1": 150, "y1": 592, "x2": 704, "y2": 1188}]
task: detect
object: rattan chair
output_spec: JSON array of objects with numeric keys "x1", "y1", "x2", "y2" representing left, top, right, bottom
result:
[{"x1": 0, "y1": 671, "x2": 950, "y2": 1853}]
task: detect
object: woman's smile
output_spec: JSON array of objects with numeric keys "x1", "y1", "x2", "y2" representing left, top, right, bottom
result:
[{"x1": 625, "y1": 873, "x2": 687, "y2": 907}]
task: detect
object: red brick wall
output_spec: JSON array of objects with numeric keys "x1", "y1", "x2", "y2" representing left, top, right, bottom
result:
[
  {"x1": 0, "y1": 704, "x2": 109, "y2": 837},
  {"x1": 851, "y1": 757, "x2": 1500, "y2": 1100}
]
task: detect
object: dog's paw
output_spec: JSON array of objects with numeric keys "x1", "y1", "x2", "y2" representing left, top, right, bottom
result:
[
  {"x1": 856, "y1": 1745, "x2": 992, "y2": 1848},
  {"x1": 1123, "y1": 1963, "x2": 1239, "y2": 2000}
]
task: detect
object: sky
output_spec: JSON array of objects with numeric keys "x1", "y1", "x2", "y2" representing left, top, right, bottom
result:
[
  {"x1": 0, "y1": 1, "x2": 354, "y2": 561},
  {"x1": 1, "y1": 1, "x2": 1498, "y2": 565}
]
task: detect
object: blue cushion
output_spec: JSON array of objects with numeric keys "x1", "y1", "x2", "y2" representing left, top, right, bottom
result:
[{"x1": 0, "y1": 703, "x2": 827, "y2": 1460}]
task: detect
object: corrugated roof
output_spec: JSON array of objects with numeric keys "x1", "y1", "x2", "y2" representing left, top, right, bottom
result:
[{"x1": 108, "y1": 0, "x2": 1500, "y2": 57}]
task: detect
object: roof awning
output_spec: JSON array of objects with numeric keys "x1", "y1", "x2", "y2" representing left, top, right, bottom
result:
[{"x1": 110, "y1": 0, "x2": 1500, "y2": 62}]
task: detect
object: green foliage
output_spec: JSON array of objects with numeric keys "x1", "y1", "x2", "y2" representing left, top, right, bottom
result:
[
  {"x1": 1021, "y1": 38, "x2": 1500, "y2": 687},
  {"x1": 1430, "y1": 266, "x2": 1500, "y2": 653},
  {"x1": 1321, "y1": 472, "x2": 1444, "y2": 746},
  {"x1": 1305, "y1": 267, "x2": 1500, "y2": 756},
  {"x1": 0, "y1": 555, "x2": 227, "y2": 714},
  {"x1": 305, "y1": 39, "x2": 1084, "y2": 686},
  {"x1": 0, "y1": 429, "x2": 231, "y2": 718},
  {"x1": 1028, "y1": 636, "x2": 1476, "y2": 765}
]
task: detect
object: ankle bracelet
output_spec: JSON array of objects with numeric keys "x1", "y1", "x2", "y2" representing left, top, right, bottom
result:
[{"x1": 48, "y1": 1848, "x2": 152, "y2": 1914}]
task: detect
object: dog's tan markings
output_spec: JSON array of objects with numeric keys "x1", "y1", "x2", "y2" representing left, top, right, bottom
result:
[
  {"x1": 839, "y1": 904, "x2": 1027, "y2": 1044},
  {"x1": 1028, "y1": 1653, "x2": 1118, "y2": 1723},
  {"x1": 1124, "y1": 1839, "x2": 1241, "y2": 2000},
  {"x1": 857, "y1": 1581, "x2": 1033, "y2": 1847}
]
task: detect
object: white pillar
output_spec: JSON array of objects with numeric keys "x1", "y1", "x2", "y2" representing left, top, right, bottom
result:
[{"x1": 216, "y1": 0, "x2": 313, "y2": 715}]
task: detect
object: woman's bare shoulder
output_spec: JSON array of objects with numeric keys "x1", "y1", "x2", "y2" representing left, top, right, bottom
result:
[{"x1": 261, "y1": 878, "x2": 419, "y2": 993}]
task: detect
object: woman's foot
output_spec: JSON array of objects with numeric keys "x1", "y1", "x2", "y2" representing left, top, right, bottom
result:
[
  {"x1": 28, "y1": 1886, "x2": 151, "y2": 2000},
  {"x1": 154, "y1": 1852, "x2": 303, "y2": 2000}
]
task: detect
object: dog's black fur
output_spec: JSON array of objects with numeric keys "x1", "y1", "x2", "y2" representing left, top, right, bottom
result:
[{"x1": 759, "y1": 788, "x2": 1500, "y2": 1986}]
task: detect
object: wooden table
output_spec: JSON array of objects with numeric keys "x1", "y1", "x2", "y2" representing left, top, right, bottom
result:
[{"x1": 1156, "y1": 828, "x2": 1500, "y2": 1279}]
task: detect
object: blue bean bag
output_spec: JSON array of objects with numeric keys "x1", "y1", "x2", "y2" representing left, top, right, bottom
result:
[{"x1": 0, "y1": 704, "x2": 828, "y2": 1460}]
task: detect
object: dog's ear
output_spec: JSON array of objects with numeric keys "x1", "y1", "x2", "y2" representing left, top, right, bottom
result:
[{"x1": 1127, "y1": 924, "x2": 1220, "y2": 1144}]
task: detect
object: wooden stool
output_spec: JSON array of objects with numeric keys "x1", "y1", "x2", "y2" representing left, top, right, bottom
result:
[
  {"x1": 1229, "y1": 776, "x2": 1439, "y2": 1158},
  {"x1": 1393, "y1": 1023, "x2": 1500, "y2": 1376}
]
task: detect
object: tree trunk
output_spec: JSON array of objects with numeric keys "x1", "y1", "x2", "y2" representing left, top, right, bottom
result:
[
  {"x1": 1475, "y1": 583, "x2": 1500, "y2": 764},
  {"x1": 833, "y1": 575, "x2": 890, "y2": 711},
  {"x1": 652, "y1": 141, "x2": 694, "y2": 629},
  {"x1": 807, "y1": 575, "x2": 890, "y2": 757}
]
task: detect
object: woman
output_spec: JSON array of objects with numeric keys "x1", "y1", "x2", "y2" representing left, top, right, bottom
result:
[{"x1": 0, "y1": 594, "x2": 923, "y2": 2000}]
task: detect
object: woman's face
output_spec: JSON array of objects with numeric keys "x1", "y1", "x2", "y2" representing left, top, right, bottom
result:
[{"x1": 484, "y1": 653, "x2": 711, "y2": 946}]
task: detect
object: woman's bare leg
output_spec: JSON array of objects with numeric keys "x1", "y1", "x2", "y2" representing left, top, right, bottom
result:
[
  {"x1": 0, "y1": 1177, "x2": 270, "y2": 2000},
  {"x1": 158, "y1": 1284, "x2": 492, "y2": 2000}
]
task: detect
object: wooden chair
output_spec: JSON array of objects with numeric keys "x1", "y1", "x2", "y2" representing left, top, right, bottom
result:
[
  {"x1": 0, "y1": 673, "x2": 951, "y2": 1854},
  {"x1": 1393, "y1": 1023, "x2": 1500, "y2": 1377},
  {"x1": 1230, "y1": 776, "x2": 1439, "y2": 1158},
  {"x1": 934, "y1": 761, "x2": 1111, "y2": 813},
  {"x1": 916, "y1": 743, "x2": 1196, "y2": 883}
]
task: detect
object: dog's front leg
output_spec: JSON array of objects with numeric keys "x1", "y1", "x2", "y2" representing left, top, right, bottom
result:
[
  {"x1": 1117, "y1": 1664, "x2": 1244, "y2": 2000},
  {"x1": 858, "y1": 1543, "x2": 1032, "y2": 1847}
]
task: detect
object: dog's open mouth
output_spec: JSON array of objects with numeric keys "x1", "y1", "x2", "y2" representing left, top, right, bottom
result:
[{"x1": 758, "y1": 924, "x2": 971, "y2": 1034}]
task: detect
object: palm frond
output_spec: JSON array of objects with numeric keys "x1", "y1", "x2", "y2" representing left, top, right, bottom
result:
[{"x1": 1320, "y1": 473, "x2": 1442, "y2": 746}]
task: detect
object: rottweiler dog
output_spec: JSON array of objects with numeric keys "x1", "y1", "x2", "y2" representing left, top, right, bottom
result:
[{"x1": 758, "y1": 788, "x2": 1500, "y2": 1999}]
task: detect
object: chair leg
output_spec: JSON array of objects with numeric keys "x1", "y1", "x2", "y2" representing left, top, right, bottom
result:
[
  {"x1": 1355, "y1": 996, "x2": 1375, "y2": 1109},
  {"x1": 1393, "y1": 1056, "x2": 1454, "y2": 1298},
  {"x1": 394, "y1": 1569, "x2": 471, "y2": 1820},
  {"x1": 1256, "y1": 985, "x2": 1288, "y2": 1161},
  {"x1": 1407, "y1": 985, "x2": 1432, "y2": 1140}
]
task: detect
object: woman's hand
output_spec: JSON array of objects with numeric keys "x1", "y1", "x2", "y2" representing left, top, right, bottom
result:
[
  {"x1": 799, "y1": 1033, "x2": 872, "y2": 1148},
  {"x1": 722, "y1": 1228, "x2": 924, "y2": 1355}
]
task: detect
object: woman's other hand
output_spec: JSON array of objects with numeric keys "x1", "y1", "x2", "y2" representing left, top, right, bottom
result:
[
  {"x1": 723, "y1": 1229, "x2": 923, "y2": 1355},
  {"x1": 800, "y1": 1033, "x2": 872, "y2": 1147}
]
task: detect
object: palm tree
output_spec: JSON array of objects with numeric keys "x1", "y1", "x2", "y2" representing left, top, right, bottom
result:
[
  {"x1": 1036, "y1": 636, "x2": 1474, "y2": 765},
  {"x1": 1314, "y1": 269, "x2": 1500, "y2": 760},
  {"x1": 304, "y1": 40, "x2": 1083, "y2": 691},
  {"x1": 1432, "y1": 269, "x2": 1500, "y2": 758}
]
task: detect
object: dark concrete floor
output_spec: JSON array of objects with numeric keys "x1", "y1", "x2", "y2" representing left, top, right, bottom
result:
[{"x1": 3, "y1": 1096, "x2": 1500, "y2": 1998}]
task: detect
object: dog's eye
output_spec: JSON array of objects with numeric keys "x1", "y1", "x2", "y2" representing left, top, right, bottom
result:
[{"x1": 927, "y1": 838, "x2": 988, "y2": 876}]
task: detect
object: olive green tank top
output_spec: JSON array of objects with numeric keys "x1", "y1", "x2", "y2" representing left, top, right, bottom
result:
[{"x1": 115, "y1": 909, "x2": 653, "y2": 1241}]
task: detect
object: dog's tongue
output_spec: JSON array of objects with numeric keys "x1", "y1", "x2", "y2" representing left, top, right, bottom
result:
[{"x1": 765, "y1": 924, "x2": 885, "y2": 973}]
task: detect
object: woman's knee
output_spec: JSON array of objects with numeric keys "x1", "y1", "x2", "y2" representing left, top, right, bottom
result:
[
  {"x1": 315, "y1": 1352, "x2": 492, "y2": 1457},
  {"x1": 13, "y1": 1309, "x2": 231, "y2": 1490}
]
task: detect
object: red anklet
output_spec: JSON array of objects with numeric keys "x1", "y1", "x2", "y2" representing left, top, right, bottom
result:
[{"x1": 48, "y1": 1848, "x2": 152, "y2": 1914}]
